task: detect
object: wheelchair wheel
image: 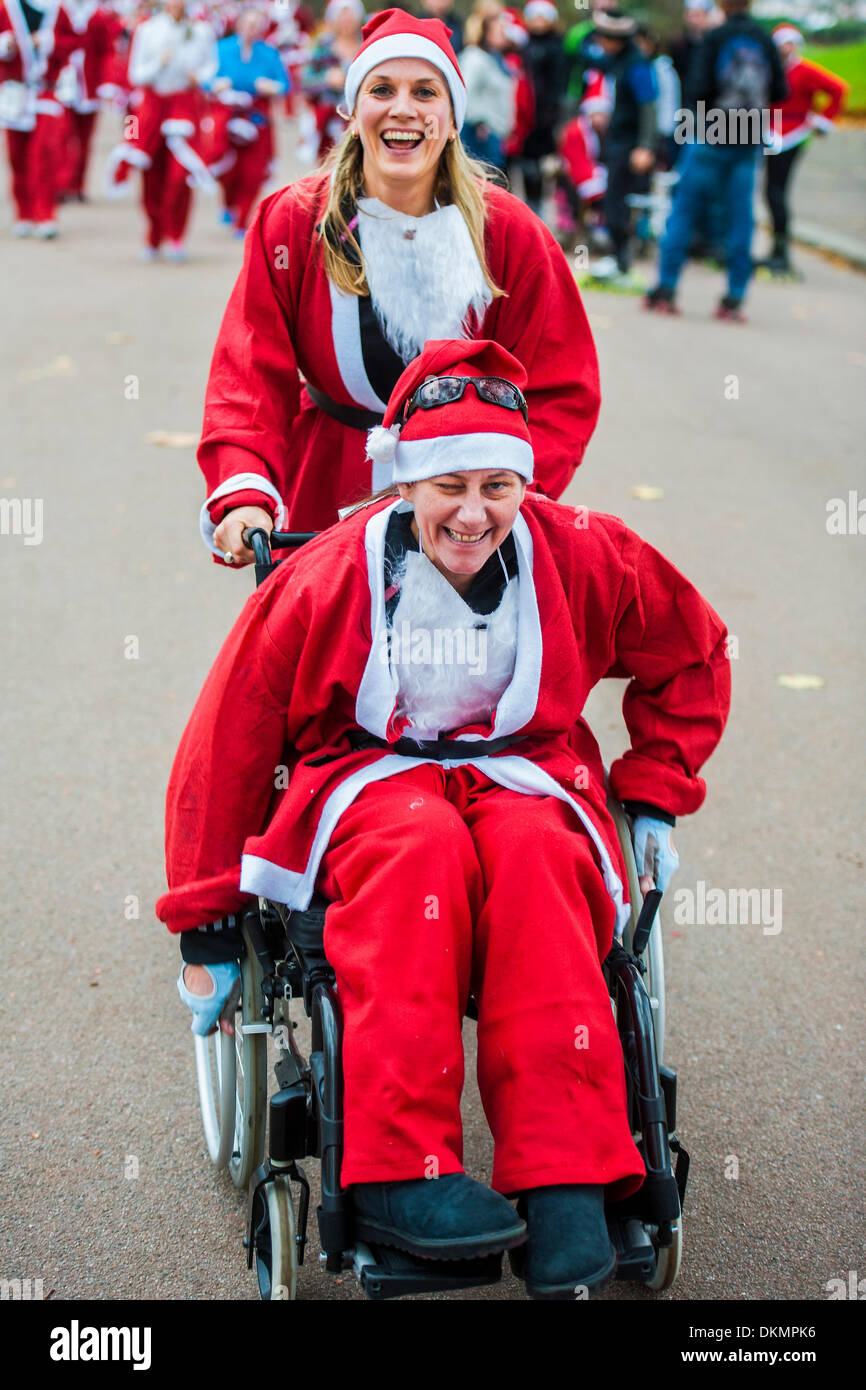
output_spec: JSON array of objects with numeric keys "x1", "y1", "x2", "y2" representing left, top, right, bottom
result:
[
  {"x1": 608, "y1": 796, "x2": 666, "y2": 1064},
  {"x1": 227, "y1": 936, "x2": 268, "y2": 1191},
  {"x1": 193, "y1": 1022, "x2": 236, "y2": 1171},
  {"x1": 250, "y1": 1177, "x2": 298, "y2": 1300},
  {"x1": 647, "y1": 1217, "x2": 683, "y2": 1291}
]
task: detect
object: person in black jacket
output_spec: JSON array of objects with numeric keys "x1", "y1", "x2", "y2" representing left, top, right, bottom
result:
[
  {"x1": 645, "y1": 0, "x2": 787, "y2": 321},
  {"x1": 418, "y1": 0, "x2": 464, "y2": 55},
  {"x1": 587, "y1": 9, "x2": 657, "y2": 285},
  {"x1": 669, "y1": 0, "x2": 714, "y2": 112},
  {"x1": 521, "y1": 0, "x2": 569, "y2": 213}
]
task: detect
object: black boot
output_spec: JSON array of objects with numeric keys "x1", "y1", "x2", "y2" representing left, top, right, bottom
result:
[
  {"x1": 714, "y1": 294, "x2": 747, "y2": 323},
  {"x1": 757, "y1": 235, "x2": 794, "y2": 276},
  {"x1": 352, "y1": 1173, "x2": 527, "y2": 1261},
  {"x1": 510, "y1": 1184, "x2": 617, "y2": 1298},
  {"x1": 644, "y1": 284, "x2": 680, "y2": 315}
]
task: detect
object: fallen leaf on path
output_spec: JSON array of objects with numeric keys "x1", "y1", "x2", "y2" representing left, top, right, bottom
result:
[
  {"x1": 146, "y1": 430, "x2": 198, "y2": 448},
  {"x1": 106, "y1": 331, "x2": 133, "y2": 345},
  {"x1": 776, "y1": 673, "x2": 825, "y2": 690},
  {"x1": 16, "y1": 355, "x2": 74, "y2": 382},
  {"x1": 630, "y1": 485, "x2": 664, "y2": 501}
]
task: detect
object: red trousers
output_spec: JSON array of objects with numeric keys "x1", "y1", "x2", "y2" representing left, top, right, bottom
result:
[
  {"x1": 218, "y1": 125, "x2": 273, "y2": 230},
  {"x1": 6, "y1": 111, "x2": 66, "y2": 223},
  {"x1": 62, "y1": 108, "x2": 98, "y2": 196},
  {"x1": 316, "y1": 764, "x2": 645, "y2": 1199},
  {"x1": 142, "y1": 141, "x2": 193, "y2": 248}
]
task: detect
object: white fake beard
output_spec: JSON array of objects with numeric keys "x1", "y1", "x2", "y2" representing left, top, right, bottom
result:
[
  {"x1": 388, "y1": 548, "x2": 519, "y2": 740},
  {"x1": 356, "y1": 197, "x2": 493, "y2": 364}
]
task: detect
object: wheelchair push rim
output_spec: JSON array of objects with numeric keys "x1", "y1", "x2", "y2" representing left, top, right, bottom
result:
[
  {"x1": 192, "y1": 943, "x2": 268, "y2": 1187},
  {"x1": 227, "y1": 937, "x2": 268, "y2": 1190},
  {"x1": 193, "y1": 1020, "x2": 237, "y2": 1170}
]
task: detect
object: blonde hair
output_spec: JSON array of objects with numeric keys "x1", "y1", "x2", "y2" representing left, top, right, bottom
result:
[{"x1": 317, "y1": 125, "x2": 506, "y2": 300}]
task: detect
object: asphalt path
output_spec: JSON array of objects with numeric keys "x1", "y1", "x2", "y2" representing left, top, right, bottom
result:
[{"x1": 1, "y1": 118, "x2": 864, "y2": 1304}]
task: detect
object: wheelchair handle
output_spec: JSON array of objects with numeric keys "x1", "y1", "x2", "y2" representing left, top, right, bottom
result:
[
  {"x1": 242, "y1": 527, "x2": 319, "y2": 584},
  {"x1": 632, "y1": 888, "x2": 663, "y2": 958}
]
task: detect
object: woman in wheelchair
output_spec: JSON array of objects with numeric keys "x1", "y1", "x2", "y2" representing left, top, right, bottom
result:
[{"x1": 160, "y1": 337, "x2": 730, "y2": 1298}]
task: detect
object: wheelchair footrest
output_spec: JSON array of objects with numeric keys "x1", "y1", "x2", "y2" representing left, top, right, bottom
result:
[
  {"x1": 353, "y1": 1242, "x2": 503, "y2": 1300},
  {"x1": 609, "y1": 1218, "x2": 657, "y2": 1284}
]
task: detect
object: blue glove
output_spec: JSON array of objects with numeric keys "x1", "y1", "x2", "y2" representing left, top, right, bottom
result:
[
  {"x1": 631, "y1": 816, "x2": 679, "y2": 894},
  {"x1": 177, "y1": 961, "x2": 240, "y2": 1037}
]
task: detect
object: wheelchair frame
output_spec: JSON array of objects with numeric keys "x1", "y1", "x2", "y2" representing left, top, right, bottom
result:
[{"x1": 193, "y1": 529, "x2": 690, "y2": 1300}]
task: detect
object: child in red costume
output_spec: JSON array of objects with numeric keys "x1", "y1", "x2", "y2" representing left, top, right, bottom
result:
[{"x1": 162, "y1": 337, "x2": 730, "y2": 1296}]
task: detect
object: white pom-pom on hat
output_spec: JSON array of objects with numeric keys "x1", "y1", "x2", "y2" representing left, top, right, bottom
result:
[{"x1": 366, "y1": 423, "x2": 401, "y2": 465}]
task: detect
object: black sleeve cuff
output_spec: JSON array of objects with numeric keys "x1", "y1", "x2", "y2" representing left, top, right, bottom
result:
[
  {"x1": 179, "y1": 916, "x2": 244, "y2": 965},
  {"x1": 621, "y1": 801, "x2": 677, "y2": 827}
]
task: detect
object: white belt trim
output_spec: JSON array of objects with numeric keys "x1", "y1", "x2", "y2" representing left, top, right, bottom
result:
[{"x1": 240, "y1": 752, "x2": 629, "y2": 937}]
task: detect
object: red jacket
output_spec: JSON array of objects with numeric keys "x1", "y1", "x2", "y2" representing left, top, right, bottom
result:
[
  {"x1": 63, "y1": 2, "x2": 122, "y2": 108},
  {"x1": 769, "y1": 57, "x2": 848, "y2": 152},
  {"x1": 503, "y1": 50, "x2": 535, "y2": 158},
  {"x1": 0, "y1": 0, "x2": 76, "y2": 94},
  {"x1": 196, "y1": 171, "x2": 601, "y2": 543},
  {"x1": 157, "y1": 493, "x2": 730, "y2": 936}
]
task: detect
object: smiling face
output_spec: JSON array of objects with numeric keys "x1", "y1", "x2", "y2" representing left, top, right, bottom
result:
[
  {"x1": 354, "y1": 58, "x2": 455, "y2": 206},
  {"x1": 397, "y1": 470, "x2": 526, "y2": 593}
]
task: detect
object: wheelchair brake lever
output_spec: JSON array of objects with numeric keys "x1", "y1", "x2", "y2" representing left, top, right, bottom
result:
[{"x1": 632, "y1": 888, "x2": 663, "y2": 957}]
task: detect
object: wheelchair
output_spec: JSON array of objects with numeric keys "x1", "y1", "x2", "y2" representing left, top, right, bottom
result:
[{"x1": 192, "y1": 529, "x2": 690, "y2": 1301}]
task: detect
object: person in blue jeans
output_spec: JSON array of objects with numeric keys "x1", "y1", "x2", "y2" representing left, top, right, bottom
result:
[
  {"x1": 654, "y1": 142, "x2": 758, "y2": 312},
  {"x1": 645, "y1": 0, "x2": 787, "y2": 322}
]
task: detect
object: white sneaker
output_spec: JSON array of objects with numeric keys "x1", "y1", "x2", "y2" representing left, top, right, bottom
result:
[
  {"x1": 12, "y1": 220, "x2": 33, "y2": 237},
  {"x1": 140, "y1": 246, "x2": 161, "y2": 262},
  {"x1": 589, "y1": 255, "x2": 619, "y2": 280},
  {"x1": 164, "y1": 239, "x2": 187, "y2": 263},
  {"x1": 34, "y1": 221, "x2": 59, "y2": 239}
]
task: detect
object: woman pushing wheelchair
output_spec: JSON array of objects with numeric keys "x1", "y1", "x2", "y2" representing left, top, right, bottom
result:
[{"x1": 158, "y1": 338, "x2": 730, "y2": 1298}]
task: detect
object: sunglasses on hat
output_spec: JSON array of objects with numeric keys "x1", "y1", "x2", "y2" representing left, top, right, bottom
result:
[{"x1": 402, "y1": 375, "x2": 529, "y2": 424}]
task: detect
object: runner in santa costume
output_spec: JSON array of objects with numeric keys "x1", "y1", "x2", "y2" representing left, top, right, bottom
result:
[
  {"x1": 201, "y1": 7, "x2": 600, "y2": 568},
  {"x1": 204, "y1": 4, "x2": 288, "y2": 234},
  {"x1": 0, "y1": 0, "x2": 76, "y2": 236},
  {"x1": 760, "y1": 24, "x2": 848, "y2": 278},
  {"x1": 55, "y1": 0, "x2": 120, "y2": 198},
  {"x1": 103, "y1": 0, "x2": 217, "y2": 259},
  {"x1": 162, "y1": 337, "x2": 730, "y2": 1295}
]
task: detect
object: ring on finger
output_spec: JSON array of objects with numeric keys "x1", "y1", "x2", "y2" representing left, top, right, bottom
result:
[{"x1": 223, "y1": 551, "x2": 234, "y2": 565}]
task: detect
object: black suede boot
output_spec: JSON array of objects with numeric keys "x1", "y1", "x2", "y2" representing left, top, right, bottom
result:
[
  {"x1": 510, "y1": 1184, "x2": 617, "y2": 1299},
  {"x1": 352, "y1": 1173, "x2": 527, "y2": 1261}
]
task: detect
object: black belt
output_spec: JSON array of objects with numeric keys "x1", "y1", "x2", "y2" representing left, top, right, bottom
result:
[
  {"x1": 304, "y1": 381, "x2": 384, "y2": 431},
  {"x1": 348, "y1": 729, "x2": 521, "y2": 761}
]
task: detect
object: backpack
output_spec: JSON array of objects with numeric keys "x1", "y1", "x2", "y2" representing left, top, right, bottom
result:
[{"x1": 714, "y1": 34, "x2": 772, "y2": 111}]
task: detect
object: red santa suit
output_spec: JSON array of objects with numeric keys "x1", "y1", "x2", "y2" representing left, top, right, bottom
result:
[
  {"x1": 767, "y1": 49, "x2": 848, "y2": 153},
  {"x1": 558, "y1": 114, "x2": 607, "y2": 202},
  {"x1": 56, "y1": 0, "x2": 120, "y2": 196},
  {"x1": 158, "y1": 340, "x2": 731, "y2": 1194},
  {"x1": 103, "y1": 4, "x2": 217, "y2": 250},
  {"x1": 0, "y1": 0, "x2": 76, "y2": 231},
  {"x1": 197, "y1": 170, "x2": 601, "y2": 550}
]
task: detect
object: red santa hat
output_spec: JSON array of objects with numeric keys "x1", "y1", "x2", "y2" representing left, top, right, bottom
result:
[
  {"x1": 502, "y1": 7, "x2": 529, "y2": 47},
  {"x1": 344, "y1": 8, "x2": 467, "y2": 130},
  {"x1": 523, "y1": 1, "x2": 558, "y2": 25},
  {"x1": 772, "y1": 24, "x2": 804, "y2": 48},
  {"x1": 366, "y1": 339, "x2": 534, "y2": 486}
]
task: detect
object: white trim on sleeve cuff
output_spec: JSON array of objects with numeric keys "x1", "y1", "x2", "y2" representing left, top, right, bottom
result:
[{"x1": 200, "y1": 472, "x2": 287, "y2": 554}]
